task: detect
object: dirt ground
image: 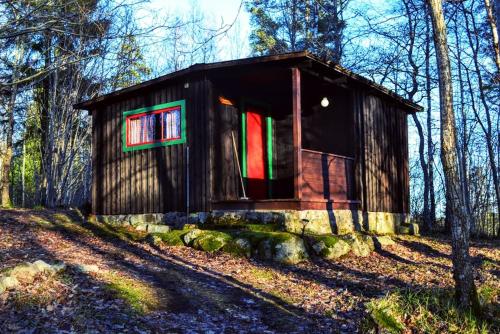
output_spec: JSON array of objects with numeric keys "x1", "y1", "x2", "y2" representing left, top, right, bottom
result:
[{"x1": 0, "y1": 209, "x2": 498, "y2": 333}]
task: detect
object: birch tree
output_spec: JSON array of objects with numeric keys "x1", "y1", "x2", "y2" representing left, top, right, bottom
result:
[{"x1": 426, "y1": 0, "x2": 479, "y2": 311}]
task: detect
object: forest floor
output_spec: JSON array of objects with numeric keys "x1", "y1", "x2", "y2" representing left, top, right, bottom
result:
[{"x1": 0, "y1": 209, "x2": 498, "y2": 333}]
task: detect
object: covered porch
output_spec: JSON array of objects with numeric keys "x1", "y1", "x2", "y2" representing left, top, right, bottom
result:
[{"x1": 210, "y1": 61, "x2": 360, "y2": 211}]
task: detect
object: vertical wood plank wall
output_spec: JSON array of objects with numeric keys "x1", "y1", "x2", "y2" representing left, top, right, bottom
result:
[
  {"x1": 91, "y1": 75, "x2": 212, "y2": 215},
  {"x1": 212, "y1": 103, "x2": 240, "y2": 201},
  {"x1": 353, "y1": 88, "x2": 410, "y2": 214},
  {"x1": 301, "y1": 150, "x2": 356, "y2": 201}
]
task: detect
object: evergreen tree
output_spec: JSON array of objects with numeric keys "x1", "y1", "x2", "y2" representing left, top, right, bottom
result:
[{"x1": 247, "y1": 0, "x2": 349, "y2": 63}]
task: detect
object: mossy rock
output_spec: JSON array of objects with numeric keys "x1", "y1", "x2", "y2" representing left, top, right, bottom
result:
[
  {"x1": 309, "y1": 235, "x2": 351, "y2": 260},
  {"x1": 183, "y1": 229, "x2": 205, "y2": 245},
  {"x1": 273, "y1": 235, "x2": 308, "y2": 264},
  {"x1": 8, "y1": 262, "x2": 39, "y2": 283},
  {"x1": 222, "y1": 238, "x2": 252, "y2": 258},
  {"x1": 206, "y1": 213, "x2": 248, "y2": 227},
  {"x1": 192, "y1": 231, "x2": 233, "y2": 252},
  {"x1": 182, "y1": 223, "x2": 198, "y2": 230},
  {"x1": 349, "y1": 234, "x2": 375, "y2": 257},
  {"x1": 233, "y1": 230, "x2": 293, "y2": 246},
  {"x1": 398, "y1": 223, "x2": 419, "y2": 236},
  {"x1": 150, "y1": 230, "x2": 188, "y2": 247},
  {"x1": 372, "y1": 236, "x2": 396, "y2": 250},
  {"x1": 234, "y1": 231, "x2": 308, "y2": 264},
  {"x1": 203, "y1": 223, "x2": 281, "y2": 233},
  {"x1": 0, "y1": 276, "x2": 19, "y2": 292}
]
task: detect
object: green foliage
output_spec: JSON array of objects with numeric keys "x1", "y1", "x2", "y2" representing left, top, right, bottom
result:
[
  {"x1": 364, "y1": 287, "x2": 495, "y2": 334},
  {"x1": 9, "y1": 104, "x2": 42, "y2": 207},
  {"x1": 246, "y1": 0, "x2": 346, "y2": 61}
]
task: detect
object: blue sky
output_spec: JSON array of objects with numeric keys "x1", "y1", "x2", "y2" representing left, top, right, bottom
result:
[{"x1": 138, "y1": 0, "x2": 251, "y2": 62}]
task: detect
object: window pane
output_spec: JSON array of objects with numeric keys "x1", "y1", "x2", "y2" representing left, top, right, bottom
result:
[
  {"x1": 162, "y1": 108, "x2": 181, "y2": 140},
  {"x1": 129, "y1": 118, "x2": 141, "y2": 145},
  {"x1": 171, "y1": 108, "x2": 180, "y2": 138}
]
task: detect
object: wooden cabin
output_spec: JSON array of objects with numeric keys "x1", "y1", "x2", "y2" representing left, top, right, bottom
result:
[{"x1": 75, "y1": 52, "x2": 422, "y2": 234}]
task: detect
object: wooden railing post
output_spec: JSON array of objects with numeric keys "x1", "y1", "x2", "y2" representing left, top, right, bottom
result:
[{"x1": 292, "y1": 67, "x2": 303, "y2": 200}]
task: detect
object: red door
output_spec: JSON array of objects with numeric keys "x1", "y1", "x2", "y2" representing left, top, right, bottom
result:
[{"x1": 246, "y1": 108, "x2": 267, "y2": 199}]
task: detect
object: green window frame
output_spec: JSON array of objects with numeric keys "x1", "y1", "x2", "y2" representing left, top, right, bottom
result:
[{"x1": 122, "y1": 99, "x2": 186, "y2": 152}]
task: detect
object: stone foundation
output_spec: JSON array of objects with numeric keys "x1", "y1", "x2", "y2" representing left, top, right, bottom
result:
[{"x1": 96, "y1": 209, "x2": 409, "y2": 235}]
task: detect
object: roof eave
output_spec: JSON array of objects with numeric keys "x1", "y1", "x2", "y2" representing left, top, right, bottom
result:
[
  {"x1": 74, "y1": 51, "x2": 310, "y2": 110},
  {"x1": 74, "y1": 51, "x2": 423, "y2": 113}
]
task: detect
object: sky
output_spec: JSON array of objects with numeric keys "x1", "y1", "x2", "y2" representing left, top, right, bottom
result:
[{"x1": 137, "y1": 0, "x2": 251, "y2": 63}]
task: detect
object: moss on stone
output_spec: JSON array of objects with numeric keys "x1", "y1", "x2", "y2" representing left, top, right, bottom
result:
[
  {"x1": 206, "y1": 214, "x2": 247, "y2": 227},
  {"x1": 183, "y1": 229, "x2": 205, "y2": 245},
  {"x1": 192, "y1": 231, "x2": 233, "y2": 252},
  {"x1": 308, "y1": 234, "x2": 351, "y2": 260},
  {"x1": 347, "y1": 233, "x2": 374, "y2": 257},
  {"x1": 151, "y1": 230, "x2": 188, "y2": 246},
  {"x1": 203, "y1": 223, "x2": 281, "y2": 233},
  {"x1": 232, "y1": 230, "x2": 296, "y2": 247},
  {"x1": 90, "y1": 221, "x2": 148, "y2": 242},
  {"x1": 228, "y1": 231, "x2": 307, "y2": 264},
  {"x1": 222, "y1": 238, "x2": 252, "y2": 258}
]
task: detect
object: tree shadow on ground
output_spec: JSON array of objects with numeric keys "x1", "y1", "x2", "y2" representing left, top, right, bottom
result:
[
  {"x1": 396, "y1": 238, "x2": 449, "y2": 259},
  {"x1": 1, "y1": 209, "x2": 336, "y2": 333},
  {"x1": 374, "y1": 249, "x2": 417, "y2": 265}
]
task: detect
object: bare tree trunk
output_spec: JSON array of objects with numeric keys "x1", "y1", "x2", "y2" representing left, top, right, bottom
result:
[
  {"x1": 484, "y1": 0, "x2": 500, "y2": 76},
  {"x1": 453, "y1": 13, "x2": 475, "y2": 235},
  {"x1": 1, "y1": 36, "x2": 22, "y2": 207},
  {"x1": 1, "y1": 103, "x2": 14, "y2": 207},
  {"x1": 427, "y1": 0, "x2": 479, "y2": 312},
  {"x1": 403, "y1": 0, "x2": 431, "y2": 231},
  {"x1": 462, "y1": 2, "x2": 500, "y2": 223},
  {"x1": 425, "y1": 5, "x2": 436, "y2": 226},
  {"x1": 412, "y1": 113, "x2": 431, "y2": 230}
]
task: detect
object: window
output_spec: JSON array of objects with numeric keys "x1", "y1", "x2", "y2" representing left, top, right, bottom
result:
[{"x1": 122, "y1": 100, "x2": 186, "y2": 152}]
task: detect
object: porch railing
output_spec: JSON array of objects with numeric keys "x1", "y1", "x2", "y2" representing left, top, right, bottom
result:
[{"x1": 301, "y1": 149, "x2": 356, "y2": 202}]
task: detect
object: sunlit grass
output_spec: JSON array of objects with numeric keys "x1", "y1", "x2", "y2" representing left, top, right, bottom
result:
[
  {"x1": 249, "y1": 267, "x2": 274, "y2": 282},
  {"x1": 363, "y1": 287, "x2": 496, "y2": 334},
  {"x1": 102, "y1": 271, "x2": 161, "y2": 314}
]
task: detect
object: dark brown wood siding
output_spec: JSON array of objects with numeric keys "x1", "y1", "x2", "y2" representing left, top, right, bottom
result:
[
  {"x1": 212, "y1": 102, "x2": 240, "y2": 201},
  {"x1": 353, "y1": 89, "x2": 409, "y2": 213},
  {"x1": 91, "y1": 75, "x2": 213, "y2": 215}
]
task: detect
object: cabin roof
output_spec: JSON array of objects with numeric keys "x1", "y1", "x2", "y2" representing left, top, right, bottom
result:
[{"x1": 74, "y1": 51, "x2": 423, "y2": 112}]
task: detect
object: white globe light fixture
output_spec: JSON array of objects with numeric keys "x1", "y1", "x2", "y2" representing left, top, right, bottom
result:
[{"x1": 321, "y1": 97, "x2": 329, "y2": 108}]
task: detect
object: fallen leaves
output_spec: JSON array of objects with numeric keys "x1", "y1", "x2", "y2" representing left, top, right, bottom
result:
[{"x1": 0, "y1": 209, "x2": 498, "y2": 333}]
